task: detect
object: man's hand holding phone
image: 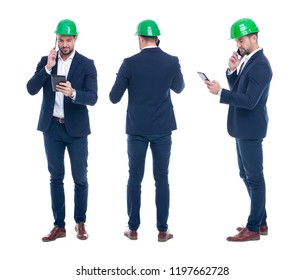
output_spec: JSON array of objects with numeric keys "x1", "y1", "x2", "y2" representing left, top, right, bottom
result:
[
  {"x1": 204, "y1": 80, "x2": 221, "y2": 96},
  {"x1": 56, "y1": 81, "x2": 75, "y2": 98},
  {"x1": 46, "y1": 48, "x2": 57, "y2": 72},
  {"x1": 228, "y1": 50, "x2": 243, "y2": 72}
]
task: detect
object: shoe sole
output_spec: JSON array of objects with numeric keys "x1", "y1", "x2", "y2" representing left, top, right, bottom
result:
[
  {"x1": 158, "y1": 236, "x2": 173, "y2": 242},
  {"x1": 227, "y1": 238, "x2": 260, "y2": 242},
  {"x1": 77, "y1": 235, "x2": 88, "y2": 240},
  {"x1": 124, "y1": 235, "x2": 137, "y2": 240},
  {"x1": 42, "y1": 233, "x2": 66, "y2": 242},
  {"x1": 227, "y1": 236, "x2": 260, "y2": 242},
  {"x1": 124, "y1": 233, "x2": 137, "y2": 240}
]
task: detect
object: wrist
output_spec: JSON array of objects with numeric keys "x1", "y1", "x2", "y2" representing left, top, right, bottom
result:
[
  {"x1": 70, "y1": 89, "x2": 76, "y2": 99},
  {"x1": 45, "y1": 65, "x2": 52, "y2": 74}
]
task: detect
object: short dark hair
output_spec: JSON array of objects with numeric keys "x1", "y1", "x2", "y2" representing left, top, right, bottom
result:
[
  {"x1": 141, "y1": 36, "x2": 158, "y2": 43},
  {"x1": 248, "y1": 32, "x2": 258, "y2": 39}
]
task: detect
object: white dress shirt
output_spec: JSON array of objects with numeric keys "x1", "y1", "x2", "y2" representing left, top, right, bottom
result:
[{"x1": 45, "y1": 50, "x2": 75, "y2": 118}]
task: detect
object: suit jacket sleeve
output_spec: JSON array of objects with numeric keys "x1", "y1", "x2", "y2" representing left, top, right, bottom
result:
[
  {"x1": 170, "y1": 57, "x2": 185, "y2": 94},
  {"x1": 109, "y1": 60, "x2": 129, "y2": 104},
  {"x1": 26, "y1": 56, "x2": 51, "y2": 95}
]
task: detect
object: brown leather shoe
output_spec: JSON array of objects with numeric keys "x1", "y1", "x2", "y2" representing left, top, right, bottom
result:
[
  {"x1": 237, "y1": 225, "x2": 268, "y2": 235},
  {"x1": 42, "y1": 226, "x2": 66, "y2": 242},
  {"x1": 227, "y1": 227, "x2": 260, "y2": 242},
  {"x1": 75, "y1": 222, "x2": 88, "y2": 240},
  {"x1": 158, "y1": 231, "x2": 173, "y2": 242},
  {"x1": 124, "y1": 229, "x2": 138, "y2": 240}
]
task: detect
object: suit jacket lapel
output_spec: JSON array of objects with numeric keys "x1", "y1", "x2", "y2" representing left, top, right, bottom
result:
[{"x1": 67, "y1": 51, "x2": 80, "y2": 80}]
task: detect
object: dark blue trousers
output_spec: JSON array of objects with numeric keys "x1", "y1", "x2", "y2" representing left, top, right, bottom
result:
[
  {"x1": 236, "y1": 138, "x2": 267, "y2": 232},
  {"x1": 127, "y1": 133, "x2": 172, "y2": 232},
  {"x1": 43, "y1": 121, "x2": 88, "y2": 228}
]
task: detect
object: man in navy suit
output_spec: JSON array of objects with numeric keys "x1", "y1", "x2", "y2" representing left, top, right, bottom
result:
[
  {"x1": 205, "y1": 18, "x2": 272, "y2": 241},
  {"x1": 109, "y1": 19, "x2": 185, "y2": 242},
  {"x1": 27, "y1": 19, "x2": 98, "y2": 241}
]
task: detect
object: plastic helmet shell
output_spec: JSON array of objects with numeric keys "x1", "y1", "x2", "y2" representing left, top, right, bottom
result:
[
  {"x1": 55, "y1": 19, "x2": 79, "y2": 36},
  {"x1": 230, "y1": 18, "x2": 259, "y2": 39},
  {"x1": 135, "y1": 19, "x2": 160, "y2": 36}
]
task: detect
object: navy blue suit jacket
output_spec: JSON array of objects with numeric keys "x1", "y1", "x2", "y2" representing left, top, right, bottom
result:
[
  {"x1": 220, "y1": 49, "x2": 272, "y2": 139},
  {"x1": 109, "y1": 47, "x2": 185, "y2": 135},
  {"x1": 27, "y1": 51, "x2": 98, "y2": 137}
]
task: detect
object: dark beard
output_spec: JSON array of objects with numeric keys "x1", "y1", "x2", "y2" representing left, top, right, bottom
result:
[
  {"x1": 244, "y1": 49, "x2": 251, "y2": 56},
  {"x1": 59, "y1": 47, "x2": 74, "y2": 57}
]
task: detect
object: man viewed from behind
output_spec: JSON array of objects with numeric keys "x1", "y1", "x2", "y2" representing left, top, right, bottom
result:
[{"x1": 109, "y1": 19, "x2": 185, "y2": 242}]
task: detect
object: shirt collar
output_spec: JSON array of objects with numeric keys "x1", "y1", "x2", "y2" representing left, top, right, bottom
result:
[
  {"x1": 142, "y1": 46, "x2": 158, "y2": 50},
  {"x1": 245, "y1": 47, "x2": 262, "y2": 61}
]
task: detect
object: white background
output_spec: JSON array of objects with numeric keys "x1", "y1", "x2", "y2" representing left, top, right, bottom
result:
[{"x1": 1, "y1": 0, "x2": 303, "y2": 279}]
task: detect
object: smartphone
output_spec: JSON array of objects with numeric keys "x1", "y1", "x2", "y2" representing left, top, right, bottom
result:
[
  {"x1": 51, "y1": 74, "x2": 66, "y2": 92},
  {"x1": 197, "y1": 71, "x2": 210, "y2": 81}
]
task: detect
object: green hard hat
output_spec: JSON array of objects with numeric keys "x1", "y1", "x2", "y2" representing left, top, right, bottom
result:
[
  {"x1": 55, "y1": 19, "x2": 79, "y2": 36},
  {"x1": 135, "y1": 19, "x2": 160, "y2": 36},
  {"x1": 230, "y1": 18, "x2": 259, "y2": 39}
]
